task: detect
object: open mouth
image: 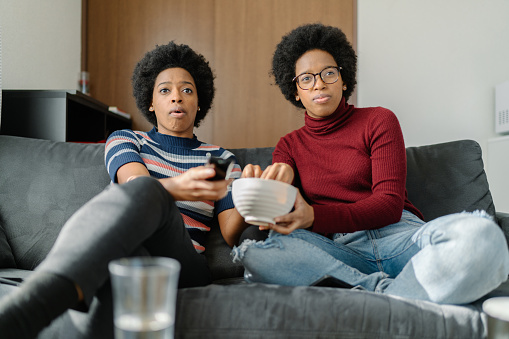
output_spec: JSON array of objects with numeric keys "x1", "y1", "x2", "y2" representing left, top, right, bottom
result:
[{"x1": 169, "y1": 107, "x2": 186, "y2": 116}]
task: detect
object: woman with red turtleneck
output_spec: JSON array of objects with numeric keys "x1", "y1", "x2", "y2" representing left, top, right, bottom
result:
[{"x1": 232, "y1": 23, "x2": 509, "y2": 305}]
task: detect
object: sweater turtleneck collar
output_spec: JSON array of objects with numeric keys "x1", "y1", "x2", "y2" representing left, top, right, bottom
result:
[
  {"x1": 304, "y1": 97, "x2": 354, "y2": 136},
  {"x1": 148, "y1": 127, "x2": 202, "y2": 149}
]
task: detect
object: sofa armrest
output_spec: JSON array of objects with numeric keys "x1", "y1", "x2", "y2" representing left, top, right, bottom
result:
[{"x1": 496, "y1": 212, "x2": 509, "y2": 248}]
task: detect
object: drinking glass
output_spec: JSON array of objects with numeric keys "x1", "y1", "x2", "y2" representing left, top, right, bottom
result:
[
  {"x1": 109, "y1": 257, "x2": 181, "y2": 339},
  {"x1": 483, "y1": 297, "x2": 509, "y2": 339}
]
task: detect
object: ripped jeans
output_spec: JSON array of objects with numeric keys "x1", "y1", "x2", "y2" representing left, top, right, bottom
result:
[{"x1": 232, "y1": 210, "x2": 509, "y2": 304}]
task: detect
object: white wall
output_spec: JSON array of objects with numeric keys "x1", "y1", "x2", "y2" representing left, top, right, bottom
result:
[
  {"x1": 357, "y1": 0, "x2": 509, "y2": 211},
  {"x1": 357, "y1": 0, "x2": 509, "y2": 147},
  {"x1": 0, "y1": 0, "x2": 81, "y2": 90}
]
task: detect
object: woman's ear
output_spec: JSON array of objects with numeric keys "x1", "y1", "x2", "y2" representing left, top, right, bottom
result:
[{"x1": 295, "y1": 95, "x2": 300, "y2": 101}]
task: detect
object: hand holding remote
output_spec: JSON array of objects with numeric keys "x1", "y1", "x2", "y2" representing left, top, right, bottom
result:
[{"x1": 205, "y1": 156, "x2": 234, "y2": 181}]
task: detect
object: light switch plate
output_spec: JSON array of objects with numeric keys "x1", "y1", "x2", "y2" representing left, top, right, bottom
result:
[{"x1": 496, "y1": 80, "x2": 509, "y2": 134}]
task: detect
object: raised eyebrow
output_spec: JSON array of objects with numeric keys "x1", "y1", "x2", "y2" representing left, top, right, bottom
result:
[
  {"x1": 157, "y1": 81, "x2": 196, "y2": 88},
  {"x1": 180, "y1": 81, "x2": 196, "y2": 88}
]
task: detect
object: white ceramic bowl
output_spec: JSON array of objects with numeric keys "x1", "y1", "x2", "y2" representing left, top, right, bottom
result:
[{"x1": 232, "y1": 178, "x2": 298, "y2": 226}]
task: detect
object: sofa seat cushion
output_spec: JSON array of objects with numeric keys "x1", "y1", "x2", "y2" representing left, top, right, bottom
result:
[
  {"x1": 205, "y1": 223, "x2": 244, "y2": 281},
  {"x1": 175, "y1": 283, "x2": 486, "y2": 339},
  {"x1": 205, "y1": 147, "x2": 276, "y2": 282},
  {"x1": 0, "y1": 280, "x2": 493, "y2": 339}
]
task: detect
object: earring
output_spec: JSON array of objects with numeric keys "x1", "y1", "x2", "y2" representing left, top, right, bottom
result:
[
  {"x1": 343, "y1": 85, "x2": 347, "y2": 90},
  {"x1": 149, "y1": 106, "x2": 154, "y2": 111},
  {"x1": 198, "y1": 107, "x2": 201, "y2": 111}
]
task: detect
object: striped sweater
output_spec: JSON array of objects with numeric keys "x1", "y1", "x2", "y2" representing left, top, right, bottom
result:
[{"x1": 105, "y1": 128, "x2": 242, "y2": 253}]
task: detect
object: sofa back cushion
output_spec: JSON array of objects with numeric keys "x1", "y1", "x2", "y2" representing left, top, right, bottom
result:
[
  {"x1": 0, "y1": 135, "x2": 110, "y2": 269},
  {"x1": 406, "y1": 139, "x2": 495, "y2": 221},
  {"x1": 0, "y1": 225, "x2": 15, "y2": 267},
  {"x1": 230, "y1": 141, "x2": 496, "y2": 222},
  {"x1": 228, "y1": 147, "x2": 275, "y2": 170},
  {"x1": 0, "y1": 137, "x2": 495, "y2": 276}
]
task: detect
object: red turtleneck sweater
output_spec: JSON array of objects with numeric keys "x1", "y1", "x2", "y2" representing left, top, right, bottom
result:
[{"x1": 272, "y1": 98, "x2": 423, "y2": 234}]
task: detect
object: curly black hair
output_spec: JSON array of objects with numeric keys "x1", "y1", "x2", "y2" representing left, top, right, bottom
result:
[
  {"x1": 132, "y1": 41, "x2": 215, "y2": 127},
  {"x1": 272, "y1": 23, "x2": 357, "y2": 109}
]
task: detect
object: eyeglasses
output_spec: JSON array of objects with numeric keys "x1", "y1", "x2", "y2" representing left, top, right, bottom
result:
[{"x1": 293, "y1": 66, "x2": 342, "y2": 90}]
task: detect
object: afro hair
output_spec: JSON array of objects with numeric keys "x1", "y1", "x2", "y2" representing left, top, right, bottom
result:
[
  {"x1": 132, "y1": 41, "x2": 215, "y2": 127},
  {"x1": 271, "y1": 23, "x2": 357, "y2": 109}
]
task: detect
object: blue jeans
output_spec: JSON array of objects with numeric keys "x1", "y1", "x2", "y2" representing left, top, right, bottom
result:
[{"x1": 232, "y1": 210, "x2": 509, "y2": 304}]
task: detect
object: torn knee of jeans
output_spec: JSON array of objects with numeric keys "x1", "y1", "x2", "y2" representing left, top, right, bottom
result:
[
  {"x1": 231, "y1": 238, "x2": 283, "y2": 263},
  {"x1": 465, "y1": 209, "x2": 494, "y2": 221}
]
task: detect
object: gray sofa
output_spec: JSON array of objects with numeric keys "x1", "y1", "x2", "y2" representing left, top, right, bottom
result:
[{"x1": 0, "y1": 134, "x2": 508, "y2": 338}]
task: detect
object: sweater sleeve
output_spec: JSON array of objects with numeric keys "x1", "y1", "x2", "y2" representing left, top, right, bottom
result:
[
  {"x1": 272, "y1": 136, "x2": 296, "y2": 172},
  {"x1": 312, "y1": 110, "x2": 408, "y2": 233},
  {"x1": 105, "y1": 129, "x2": 146, "y2": 183}
]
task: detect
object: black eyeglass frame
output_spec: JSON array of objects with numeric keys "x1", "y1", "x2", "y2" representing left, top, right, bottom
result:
[{"x1": 292, "y1": 66, "x2": 342, "y2": 90}]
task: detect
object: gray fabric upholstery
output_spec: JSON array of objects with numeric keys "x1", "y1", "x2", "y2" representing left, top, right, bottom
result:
[
  {"x1": 175, "y1": 283, "x2": 487, "y2": 339},
  {"x1": 227, "y1": 147, "x2": 274, "y2": 170},
  {"x1": 205, "y1": 224, "x2": 243, "y2": 282},
  {"x1": 205, "y1": 146, "x2": 275, "y2": 282},
  {"x1": 0, "y1": 134, "x2": 508, "y2": 338},
  {"x1": 229, "y1": 142, "x2": 497, "y2": 222},
  {"x1": 0, "y1": 136, "x2": 109, "y2": 270},
  {"x1": 497, "y1": 212, "x2": 509, "y2": 246},
  {"x1": 0, "y1": 225, "x2": 15, "y2": 267},
  {"x1": 405, "y1": 140, "x2": 496, "y2": 221}
]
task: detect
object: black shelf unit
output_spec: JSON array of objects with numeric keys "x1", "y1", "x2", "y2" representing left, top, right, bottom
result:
[{"x1": 0, "y1": 90, "x2": 131, "y2": 142}]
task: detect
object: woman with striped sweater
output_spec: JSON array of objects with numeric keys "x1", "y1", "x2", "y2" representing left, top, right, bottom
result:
[{"x1": 0, "y1": 41, "x2": 251, "y2": 338}]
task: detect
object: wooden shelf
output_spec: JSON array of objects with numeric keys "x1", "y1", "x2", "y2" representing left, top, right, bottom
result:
[{"x1": 0, "y1": 90, "x2": 131, "y2": 142}]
